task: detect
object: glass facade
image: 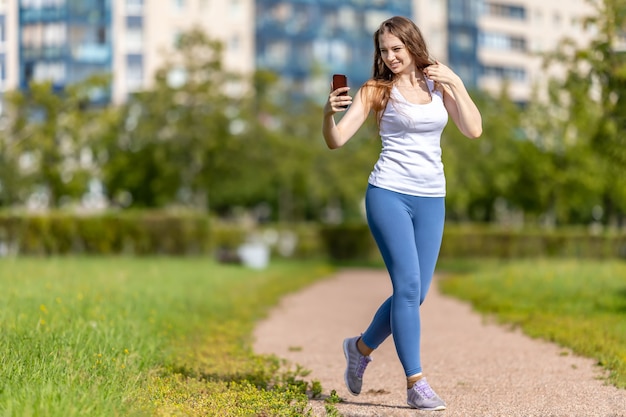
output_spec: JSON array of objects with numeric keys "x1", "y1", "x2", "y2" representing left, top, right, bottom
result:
[
  {"x1": 447, "y1": 0, "x2": 480, "y2": 86},
  {"x1": 19, "y1": 0, "x2": 112, "y2": 99},
  {"x1": 255, "y1": 0, "x2": 412, "y2": 100},
  {"x1": 1, "y1": 14, "x2": 5, "y2": 89}
]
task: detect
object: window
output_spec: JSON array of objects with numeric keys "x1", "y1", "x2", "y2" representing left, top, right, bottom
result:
[
  {"x1": 482, "y1": 65, "x2": 526, "y2": 81},
  {"x1": 172, "y1": 0, "x2": 185, "y2": 12},
  {"x1": 22, "y1": 0, "x2": 67, "y2": 7},
  {"x1": 126, "y1": 27, "x2": 143, "y2": 53},
  {"x1": 43, "y1": 22, "x2": 67, "y2": 46},
  {"x1": 480, "y1": 32, "x2": 526, "y2": 52},
  {"x1": 126, "y1": 0, "x2": 143, "y2": 15},
  {"x1": 265, "y1": 41, "x2": 289, "y2": 66},
  {"x1": 126, "y1": 54, "x2": 143, "y2": 91},
  {"x1": 172, "y1": 31, "x2": 182, "y2": 48},
  {"x1": 229, "y1": 34, "x2": 240, "y2": 53},
  {"x1": 482, "y1": 2, "x2": 526, "y2": 20},
  {"x1": 449, "y1": 0, "x2": 479, "y2": 23},
  {"x1": 453, "y1": 31, "x2": 474, "y2": 51},
  {"x1": 33, "y1": 60, "x2": 65, "y2": 83},
  {"x1": 230, "y1": 0, "x2": 241, "y2": 18}
]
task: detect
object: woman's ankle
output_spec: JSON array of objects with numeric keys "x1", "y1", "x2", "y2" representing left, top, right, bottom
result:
[
  {"x1": 356, "y1": 337, "x2": 374, "y2": 356},
  {"x1": 406, "y1": 373, "x2": 424, "y2": 389}
]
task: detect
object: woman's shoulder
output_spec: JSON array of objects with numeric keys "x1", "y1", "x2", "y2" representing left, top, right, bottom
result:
[
  {"x1": 362, "y1": 78, "x2": 388, "y2": 89},
  {"x1": 359, "y1": 79, "x2": 391, "y2": 97},
  {"x1": 357, "y1": 78, "x2": 393, "y2": 113}
]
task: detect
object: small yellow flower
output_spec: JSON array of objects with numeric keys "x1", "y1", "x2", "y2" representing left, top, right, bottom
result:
[{"x1": 39, "y1": 304, "x2": 48, "y2": 315}]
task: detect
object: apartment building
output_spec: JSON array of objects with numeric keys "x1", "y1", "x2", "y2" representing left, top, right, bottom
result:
[
  {"x1": 1, "y1": 0, "x2": 597, "y2": 107},
  {"x1": 255, "y1": 0, "x2": 595, "y2": 104},
  {"x1": 414, "y1": 0, "x2": 594, "y2": 103},
  {"x1": 256, "y1": 0, "x2": 412, "y2": 100},
  {"x1": 0, "y1": 0, "x2": 18, "y2": 112},
  {"x1": 2, "y1": 0, "x2": 254, "y2": 105},
  {"x1": 112, "y1": 0, "x2": 255, "y2": 103}
]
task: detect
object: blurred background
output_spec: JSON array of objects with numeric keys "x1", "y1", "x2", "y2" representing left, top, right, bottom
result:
[{"x1": 0, "y1": 0, "x2": 624, "y2": 261}]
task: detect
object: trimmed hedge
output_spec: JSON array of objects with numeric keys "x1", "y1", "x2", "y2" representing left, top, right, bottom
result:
[
  {"x1": 440, "y1": 225, "x2": 626, "y2": 259},
  {"x1": 0, "y1": 212, "x2": 624, "y2": 260},
  {"x1": 319, "y1": 223, "x2": 377, "y2": 261},
  {"x1": 317, "y1": 223, "x2": 626, "y2": 261},
  {"x1": 0, "y1": 211, "x2": 210, "y2": 256}
]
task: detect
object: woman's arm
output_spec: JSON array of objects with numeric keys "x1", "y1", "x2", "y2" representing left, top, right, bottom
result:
[
  {"x1": 424, "y1": 62, "x2": 483, "y2": 139},
  {"x1": 322, "y1": 84, "x2": 372, "y2": 149}
]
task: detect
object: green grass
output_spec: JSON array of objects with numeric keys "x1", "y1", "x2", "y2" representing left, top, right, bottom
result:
[
  {"x1": 438, "y1": 259, "x2": 626, "y2": 388},
  {"x1": 0, "y1": 257, "x2": 334, "y2": 416},
  {"x1": 6, "y1": 256, "x2": 623, "y2": 416}
]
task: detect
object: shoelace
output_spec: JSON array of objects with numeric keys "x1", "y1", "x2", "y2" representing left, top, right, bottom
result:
[
  {"x1": 413, "y1": 380, "x2": 435, "y2": 399},
  {"x1": 356, "y1": 356, "x2": 371, "y2": 379}
]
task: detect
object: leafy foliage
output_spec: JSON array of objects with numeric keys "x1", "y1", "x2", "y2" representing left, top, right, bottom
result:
[{"x1": 1, "y1": 15, "x2": 625, "y2": 225}]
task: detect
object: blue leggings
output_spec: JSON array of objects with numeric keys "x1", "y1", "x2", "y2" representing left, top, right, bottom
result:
[{"x1": 360, "y1": 184, "x2": 445, "y2": 377}]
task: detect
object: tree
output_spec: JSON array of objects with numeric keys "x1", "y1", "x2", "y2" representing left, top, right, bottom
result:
[
  {"x1": 101, "y1": 28, "x2": 237, "y2": 210},
  {"x1": 1, "y1": 75, "x2": 111, "y2": 208},
  {"x1": 542, "y1": 0, "x2": 626, "y2": 225},
  {"x1": 442, "y1": 88, "x2": 528, "y2": 222}
]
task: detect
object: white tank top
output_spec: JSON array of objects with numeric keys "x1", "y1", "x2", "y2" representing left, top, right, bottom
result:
[{"x1": 368, "y1": 78, "x2": 449, "y2": 197}]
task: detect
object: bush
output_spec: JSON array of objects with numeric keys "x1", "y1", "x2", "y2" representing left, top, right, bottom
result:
[
  {"x1": 319, "y1": 223, "x2": 376, "y2": 262},
  {"x1": 0, "y1": 211, "x2": 210, "y2": 256},
  {"x1": 318, "y1": 222, "x2": 626, "y2": 262},
  {"x1": 440, "y1": 224, "x2": 626, "y2": 259},
  {"x1": 0, "y1": 213, "x2": 623, "y2": 260}
]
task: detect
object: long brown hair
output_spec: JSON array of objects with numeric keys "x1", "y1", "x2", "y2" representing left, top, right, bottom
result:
[{"x1": 363, "y1": 16, "x2": 435, "y2": 124}]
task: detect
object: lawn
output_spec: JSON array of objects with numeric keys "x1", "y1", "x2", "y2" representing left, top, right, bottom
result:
[
  {"x1": 2, "y1": 256, "x2": 624, "y2": 417},
  {"x1": 0, "y1": 257, "x2": 334, "y2": 416},
  {"x1": 438, "y1": 258, "x2": 626, "y2": 388}
]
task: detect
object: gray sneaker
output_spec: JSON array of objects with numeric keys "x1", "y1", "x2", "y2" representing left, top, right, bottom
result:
[
  {"x1": 343, "y1": 336, "x2": 372, "y2": 396},
  {"x1": 407, "y1": 377, "x2": 446, "y2": 411}
]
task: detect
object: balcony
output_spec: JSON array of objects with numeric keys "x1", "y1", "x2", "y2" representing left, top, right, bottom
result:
[
  {"x1": 72, "y1": 43, "x2": 110, "y2": 64},
  {"x1": 20, "y1": 7, "x2": 67, "y2": 23}
]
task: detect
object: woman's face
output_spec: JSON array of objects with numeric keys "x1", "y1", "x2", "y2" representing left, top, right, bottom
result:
[{"x1": 378, "y1": 31, "x2": 414, "y2": 75}]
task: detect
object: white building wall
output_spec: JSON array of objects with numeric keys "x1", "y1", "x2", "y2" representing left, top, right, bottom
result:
[
  {"x1": 112, "y1": 0, "x2": 255, "y2": 104},
  {"x1": 2, "y1": 0, "x2": 599, "y2": 105},
  {"x1": 413, "y1": 0, "x2": 594, "y2": 102},
  {"x1": 412, "y1": 0, "x2": 448, "y2": 64},
  {"x1": 1, "y1": 0, "x2": 18, "y2": 93},
  {"x1": 478, "y1": 0, "x2": 594, "y2": 102}
]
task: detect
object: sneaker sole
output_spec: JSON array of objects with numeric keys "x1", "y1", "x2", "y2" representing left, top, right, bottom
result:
[
  {"x1": 343, "y1": 338, "x2": 360, "y2": 396},
  {"x1": 407, "y1": 402, "x2": 447, "y2": 411}
]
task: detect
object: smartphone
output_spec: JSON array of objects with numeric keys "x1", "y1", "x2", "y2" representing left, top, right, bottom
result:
[
  {"x1": 332, "y1": 74, "x2": 348, "y2": 95},
  {"x1": 332, "y1": 74, "x2": 348, "y2": 109}
]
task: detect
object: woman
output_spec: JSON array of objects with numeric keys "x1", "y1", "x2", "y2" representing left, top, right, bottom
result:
[{"x1": 322, "y1": 16, "x2": 482, "y2": 411}]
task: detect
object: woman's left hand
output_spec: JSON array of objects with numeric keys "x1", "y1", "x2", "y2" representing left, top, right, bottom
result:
[{"x1": 423, "y1": 61, "x2": 461, "y2": 87}]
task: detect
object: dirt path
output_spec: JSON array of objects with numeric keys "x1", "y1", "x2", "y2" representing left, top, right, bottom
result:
[{"x1": 253, "y1": 269, "x2": 626, "y2": 417}]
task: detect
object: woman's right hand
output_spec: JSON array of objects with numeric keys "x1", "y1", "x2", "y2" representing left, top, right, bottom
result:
[
  {"x1": 324, "y1": 86, "x2": 352, "y2": 115},
  {"x1": 323, "y1": 84, "x2": 369, "y2": 150}
]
